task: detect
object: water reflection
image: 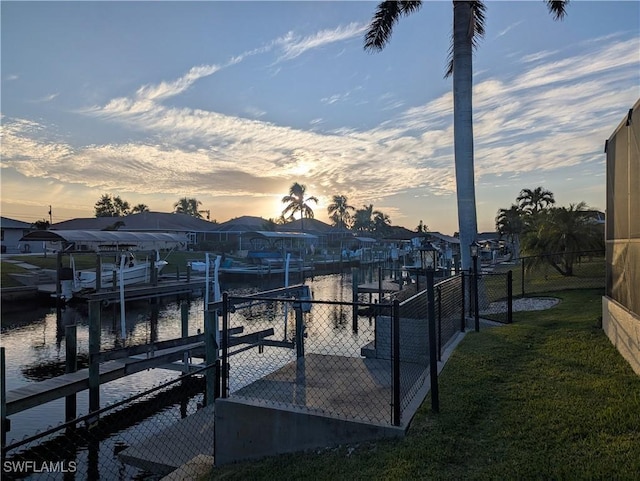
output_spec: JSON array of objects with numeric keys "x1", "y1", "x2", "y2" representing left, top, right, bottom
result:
[{"x1": 0, "y1": 271, "x2": 385, "y2": 442}]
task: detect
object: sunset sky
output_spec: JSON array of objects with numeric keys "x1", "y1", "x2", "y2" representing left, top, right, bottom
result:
[{"x1": 1, "y1": 1, "x2": 638, "y2": 234}]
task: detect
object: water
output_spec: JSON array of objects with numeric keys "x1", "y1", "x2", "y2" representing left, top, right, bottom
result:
[{"x1": 1, "y1": 271, "x2": 380, "y2": 443}]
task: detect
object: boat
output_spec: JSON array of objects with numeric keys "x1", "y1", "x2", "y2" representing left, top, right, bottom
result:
[{"x1": 74, "y1": 251, "x2": 168, "y2": 290}]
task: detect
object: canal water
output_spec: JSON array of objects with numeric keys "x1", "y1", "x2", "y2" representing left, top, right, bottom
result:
[{"x1": 1, "y1": 270, "x2": 383, "y2": 446}]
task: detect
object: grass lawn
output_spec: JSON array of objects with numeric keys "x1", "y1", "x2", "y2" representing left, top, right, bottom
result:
[
  {"x1": 205, "y1": 289, "x2": 640, "y2": 480},
  {"x1": 493, "y1": 257, "x2": 605, "y2": 296}
]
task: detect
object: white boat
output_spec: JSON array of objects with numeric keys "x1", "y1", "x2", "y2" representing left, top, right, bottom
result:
[{"x1": 74, "y1": 251, "x2": 168, "y2": 290}]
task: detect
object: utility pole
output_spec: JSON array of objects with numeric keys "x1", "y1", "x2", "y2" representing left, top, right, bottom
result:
[{"x1": 48, "y1": 205, "x2": 52, "y2": 225}]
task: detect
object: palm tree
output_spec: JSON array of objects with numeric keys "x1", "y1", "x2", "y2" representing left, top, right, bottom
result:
[
  {"x1": 364, "y1": 1, "x2": 568, "y2": 270},
  {"x1": 517, "y1": 187, "x2": 556, "y2": 216},
  {"x1": 352, "y1": 204, "x2": 375, "y2": 232},
  {"x1": 373, "y1": 210, "x2": 392, "y2": 236},
  {"x1": 281, "y1": 182, "x2": 318, "y2": 232},
  {"x1": 174, "y1": 197, "x2": 203, "y2": 218},
  {"x1": 495, "y1": 204, "x2": 524, "y2": 261},
  {"x1": 416, "y1": 220, "x2": 429, "y2": 233},
  {"x1": 521, "y1": 202, "x2": 603, "y2": 276},
  {"x1": 327, "y1": 195, "x2": 355, "y2": 229},
  {"x1": 131, "y1": 204, "x2": 150, "y2": 213}
]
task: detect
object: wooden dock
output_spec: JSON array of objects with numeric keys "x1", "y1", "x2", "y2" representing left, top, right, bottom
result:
[
  {"x1": 5, "y1": 339, "x2": 205, "y2": 416},
  {"x1": 38, "y1": 277, "x2": 207, "y2": 303}
]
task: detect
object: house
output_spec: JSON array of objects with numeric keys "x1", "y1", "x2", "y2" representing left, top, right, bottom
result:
[
  {"x1": 0, "y1": 217, "x2": 44, "y2": 254},
  {"x1": 279, "y1": 218, "x2": 354, "y2": 250},
  {"x1": 602, "y1": 98, "x2": 639, "y2": 375},
  {"x1": 51, "y1": 212, "x2": 219, "y2": 249}
]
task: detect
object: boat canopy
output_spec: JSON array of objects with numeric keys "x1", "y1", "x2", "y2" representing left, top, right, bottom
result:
[{"x1": 20, "y1": 230, "x2": 188, "y2": 251}]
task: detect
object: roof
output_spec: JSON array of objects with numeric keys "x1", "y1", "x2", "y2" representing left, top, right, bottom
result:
[
  {"x1": 241, "y1": 231, "x2": 318, "y2": 240},
  {"x1": 51, "y1": 212, "x2": 218, "y2": 232},
  {"x1": 422, "y1": 232, "x2": 461, "y2": 244},
  {"x1": 20, "y1": 230, "x2": 188, "y2": 250},
  {"x1": 212, "y1": 216, "x2": 273, "y2": 233},
  {"x1": 1, "y1": 216, "x2": 34, "y2": 229},
  {"x1": 280, "y1": 218, "x2": 338, "y2": 233}
]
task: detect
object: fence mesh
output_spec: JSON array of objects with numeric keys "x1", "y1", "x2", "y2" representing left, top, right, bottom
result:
[
  {"x1": 435, "y1": 275, "x2": 465, "y2": 355},
  {"x1": 223, "y1": 294, "x2": 396, "y2": 425},
  {"x1": 2, "y1": 366, "x2": 215, "y2": 480},
  {"x1": 476, "y1": 272, "x2": 512, "y2": 324},
  {"x1": 494, "y1": 250, "x2": 604, "y2": 297}
]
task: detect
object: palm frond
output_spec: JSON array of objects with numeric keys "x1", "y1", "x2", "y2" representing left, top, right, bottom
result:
[
  {"x1": 545, "y1": 0, "x2": 569, "y2": 20},
  {"x1": 445, "y1": 1, "x2": 486, "y2": 78},
  {"x1": 364, "y1": 1, "x2": 422, "y2": 52}
]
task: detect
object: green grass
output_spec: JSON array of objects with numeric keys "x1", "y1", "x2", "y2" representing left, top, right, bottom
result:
[
  {"x1": 493, "y1": 257, "x2": 605, "y2": 296},
  {"x1": 205, "y1": 289, "x2": 640, "y2": 480}
]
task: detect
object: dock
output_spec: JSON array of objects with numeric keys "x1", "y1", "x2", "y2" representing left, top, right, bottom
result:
[
  {"x1": 5, "y1": 338, "x2": 205, "y2": 416},
  {"x1": 37, "y1": 276, "x2": 208, "y2": 303}
]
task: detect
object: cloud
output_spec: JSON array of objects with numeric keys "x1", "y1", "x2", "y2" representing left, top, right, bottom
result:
[
  {"x1": 495, "y1": 21, "x2": 523, "y2": 39},
  {"x1": 31, "y1": 93, "x2": 59, "y2": 103},
  {"x1": 2, "y1": 33, "x2": 638, "y2": 222},
  {"x1": 275, "y1": 22, "x2": 367, "y2": 62}
]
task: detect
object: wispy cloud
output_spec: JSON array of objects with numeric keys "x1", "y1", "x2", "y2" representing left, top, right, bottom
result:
[
  {"x1": 495, "y1": 21, "x2": 523, "y2": 39},
  {"x1": 275, "y1": 22, "x2": 366, "y2": 62},
  {"x1": 2, "y1": 34, "x2": 638, "y2": 219},
  {"x1": 31, "y1": 93, "x2": 59, "y2": 103}
]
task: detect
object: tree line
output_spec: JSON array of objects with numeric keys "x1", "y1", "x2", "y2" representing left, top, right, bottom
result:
[
  {"x1": 278, "y1": 182, "x2": 397, "y2": 236},
  {"x1": 93, "y1": 184, "x2": 428, "y2": 236},
  {"x1": 495, "y1": 187, "x2": 604, "y2": 276},
  {"x1": 94, "y1": 194, "x2": 213, "y2": 220}
]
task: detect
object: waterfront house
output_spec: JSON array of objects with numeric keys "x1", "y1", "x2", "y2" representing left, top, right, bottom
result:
[{"x1": 0, "y1": 216, "x2": 45, "y2": 254}]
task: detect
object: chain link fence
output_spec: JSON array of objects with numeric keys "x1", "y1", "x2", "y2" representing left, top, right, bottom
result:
[
  {"x1": 495, "y1": 250, "x2": 605, "y2": 297},
  {"x1": 1, "y1": 365, "x2": 216, "y2": 480},
  {"x1": 222, "y1": 292, "x2": 396, "y2": 425},
  {"x1": 473, "y1": 272, "x2": 513, "y2": 324}
]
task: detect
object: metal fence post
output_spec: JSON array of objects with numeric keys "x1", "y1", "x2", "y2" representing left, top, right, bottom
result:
[
  {"x1": 295, "y1": 304, "x2": 305, "y2": 359},
  {"x1": 436, "y1": 285, "x2": 442, "y2": 361},
  {"x1": 507, "y1": 270, "x2": 513, "y2": 324},
  {"x1": 1, "y1": 347, "x2": 6, "y2": 447},
  {"x1": 392, "y1": 299, "x2": 401, "y2": 426},
  {"x1": 521, "y1": 257, "x2": 526, "y2": 298},
  {"x1": 352, "y1": 268, "x2": 359, "y2": 333},
  {"x1": 460, "y1": 273, "x2": 466, "y2": 331},
  {"x1": 427, "y1": 270, "x2": 439, "y2": 413},
  {"x1": 473, "y1": 258, "x2": 480, "y2": 332},
  {"x1": 221, "y1": 292, "x2": 229, "y2": 398},
  {"x1": 204, "y1": 309, "x2": 216, "y2": 406}
]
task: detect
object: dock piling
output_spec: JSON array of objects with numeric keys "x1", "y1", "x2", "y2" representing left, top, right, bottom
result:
[
  {"x1": 88, "y1": 300, "x2": 101, "y2": 413},
  {"x1": 65, "y1": 324, "x2": 78, "y2": 423}
]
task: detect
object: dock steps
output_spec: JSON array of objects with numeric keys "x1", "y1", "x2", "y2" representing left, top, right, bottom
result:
[{"x1": 119, "y1": 404, "x2": 215, "y2": 476}]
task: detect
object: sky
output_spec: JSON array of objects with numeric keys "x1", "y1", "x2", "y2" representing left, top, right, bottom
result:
[{"x1": 1, "y1": 1, "x2": 639, "y2": 235}]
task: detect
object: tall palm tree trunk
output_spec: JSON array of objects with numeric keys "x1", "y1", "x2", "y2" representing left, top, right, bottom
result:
[{"x1": 453, "y1": 1, "x2": 478, "y2": 271}]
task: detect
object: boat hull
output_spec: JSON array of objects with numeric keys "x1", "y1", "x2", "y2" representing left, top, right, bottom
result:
[{"x1": 76, "y1": 261, "x2": 168, "y2": 290}]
